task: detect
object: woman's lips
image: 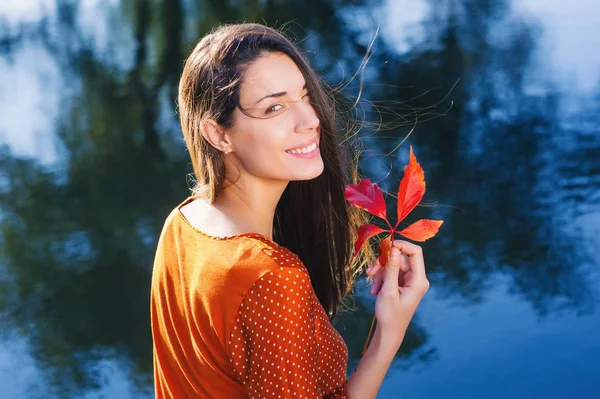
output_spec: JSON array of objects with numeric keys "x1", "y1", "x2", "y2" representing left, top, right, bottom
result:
[{"x1": 286, "y1": 142, "x2": 320, "y2": 159}]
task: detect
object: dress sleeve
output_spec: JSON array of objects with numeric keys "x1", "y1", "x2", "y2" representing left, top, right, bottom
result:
[{"x1": 228, "y1": 266, "x2": 349, "y2": 399}]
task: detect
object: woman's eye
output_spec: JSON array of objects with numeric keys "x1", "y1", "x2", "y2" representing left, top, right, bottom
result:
[{"x1": 265, "y1": 103, "x2": 284, "y2": 114}]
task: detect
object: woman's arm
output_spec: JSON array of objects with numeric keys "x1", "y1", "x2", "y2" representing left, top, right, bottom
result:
[
  {"x1": 346, "y1": 241, "x2": 430, "y2": 399},
  {"x1": 346, "y1": 325, "x2": 404, "y2": 399}
]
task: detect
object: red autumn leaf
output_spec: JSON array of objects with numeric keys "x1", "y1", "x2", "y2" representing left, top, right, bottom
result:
[
  {"x1": 377, "y1": 238, "x2": 393, "y2": 267},
  {"x1": 344, "y1": 178, "x2": 387, "y2": 220},
  {"x1": 399, "y1": 219, "x2": 444, "y2": 242},
  {"x1": 344, "y1": 146, "x2": 443, "y2": 262},
  {"x1": 354, "y1": 224, "x2": 386, "y2": 257},
  {"x1": 395, "y1": 146, "x2": 426, "y2": 228}
]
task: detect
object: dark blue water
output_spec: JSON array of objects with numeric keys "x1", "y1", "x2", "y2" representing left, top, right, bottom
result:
[{"x1": 1, "y1": 0, "x2": 599, "y2": 398}]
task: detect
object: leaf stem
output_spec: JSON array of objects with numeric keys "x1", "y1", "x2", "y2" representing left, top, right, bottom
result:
[
  {"x1": 385, "y1": 218, "x2": 394, "y2": 231},
  {"x1": 362, "y1": 314, "x2": 377, "y2": 354}
]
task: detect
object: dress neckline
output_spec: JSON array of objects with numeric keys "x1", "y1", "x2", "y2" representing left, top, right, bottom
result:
[{"x1": 176, "y1": 196, "x2": 281, "y2": 247}]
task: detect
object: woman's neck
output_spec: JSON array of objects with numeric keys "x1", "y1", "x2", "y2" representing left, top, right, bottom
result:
[{"x1": 213, "y1": 176, "x2": 288, "y2": 240}]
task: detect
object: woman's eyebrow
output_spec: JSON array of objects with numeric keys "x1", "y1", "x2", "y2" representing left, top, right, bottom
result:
[{"x1": 254, "y1": 83, "x2": 308, "y2": 105}]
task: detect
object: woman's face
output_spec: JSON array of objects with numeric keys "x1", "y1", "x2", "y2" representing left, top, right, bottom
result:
[{"x1": 225, "y1": 52, "x2": 324, "y2": 182}]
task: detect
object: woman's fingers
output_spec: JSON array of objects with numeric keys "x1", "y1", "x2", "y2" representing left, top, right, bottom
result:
[
  {"x1": 393, "y1": 240, "x2": 429, "y2": 295},
  {"x1": 392, "y1": 240, "x2": 425, "y2": 278},
  {"x1": 370, "y1": 272, "x2": 384, "y2": 295},
  {"x1": 368, "y1": 241, "x2": 424, "y2": 296},
  {"x1": 381, "y1": 247, "x2": 404, "y2": 294},
  {"x1": 398, "y1": 252, "x2": 410, "y2": 273},
  {"x1": 368, "y1": 258, "x2": 384, "y2": 295},
  {"x1": 391, "y1": 240, "x2": 421, "y2": 257},
  {"x1": 366, "y1": 258, "x2": 382, "y2": 277}
]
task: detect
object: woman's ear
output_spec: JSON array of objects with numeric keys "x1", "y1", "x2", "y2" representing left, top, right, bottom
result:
[{"x1": 200, "y1": 119, "x2": 233, "y2": 153}]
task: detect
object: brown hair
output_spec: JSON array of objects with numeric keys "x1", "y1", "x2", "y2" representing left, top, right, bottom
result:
[{"x1": 177, "y1": 23, "x2": 372, "y2": 318}]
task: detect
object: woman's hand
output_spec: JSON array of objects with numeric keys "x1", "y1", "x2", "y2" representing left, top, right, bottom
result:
[{"x1": 365, "y1": 240, "x2": 430, "y2": 347}]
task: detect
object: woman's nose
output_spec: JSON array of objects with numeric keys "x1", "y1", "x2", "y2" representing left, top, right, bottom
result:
[{"x1": 294, "y1": 102, "x2": 320, "y2": 132}]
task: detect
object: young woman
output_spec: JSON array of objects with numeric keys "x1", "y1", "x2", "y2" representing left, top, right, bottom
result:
[{"x1": 150, "y1": 23, "x2": 430, "y2": 399}]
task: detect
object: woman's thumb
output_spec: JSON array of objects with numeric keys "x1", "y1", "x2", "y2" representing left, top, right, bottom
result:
[{"x1": 382, "y1": 247, "x2": 402, "y2": 292}]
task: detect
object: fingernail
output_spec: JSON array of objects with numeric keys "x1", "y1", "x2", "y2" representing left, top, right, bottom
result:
[
  {"x1": 390, "y1": 247, "x2": 399, "y2": 258},
  {"x1": 366, "y1": 265, "x2": 373, "y2": 274}
]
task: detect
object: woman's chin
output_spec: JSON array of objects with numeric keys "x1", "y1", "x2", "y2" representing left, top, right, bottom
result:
[{"x1": 289, "y1": 161, "x2": 324, "y2": 181}]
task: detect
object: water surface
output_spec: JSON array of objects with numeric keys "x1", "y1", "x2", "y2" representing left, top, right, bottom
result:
[{"x1": 1, "y1": 0, "x2": 599, "y2": 397}]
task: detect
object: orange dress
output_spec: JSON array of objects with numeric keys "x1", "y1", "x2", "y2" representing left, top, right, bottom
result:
[{"x1": 151, "y1": 198, "x2": 349, "y2": 398}]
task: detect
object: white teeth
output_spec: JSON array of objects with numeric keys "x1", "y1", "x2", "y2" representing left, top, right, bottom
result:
[{"x1": 287, "y1": 142, "x2": 317, "y2": 154}]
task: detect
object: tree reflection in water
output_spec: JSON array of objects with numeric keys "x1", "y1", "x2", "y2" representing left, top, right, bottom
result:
[{"x1": 0, "y1": 0, "x2": 598, "y2": 397}]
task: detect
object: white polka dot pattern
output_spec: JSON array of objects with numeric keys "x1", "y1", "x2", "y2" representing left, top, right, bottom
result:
[{"x1": 228, "y1": 241, "x2": 349, "y2": 398}]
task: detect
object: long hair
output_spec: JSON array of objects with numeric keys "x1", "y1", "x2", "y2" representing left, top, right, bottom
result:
[{"x1": 177, "y1": 23, "x2": 373, "y2": 318}]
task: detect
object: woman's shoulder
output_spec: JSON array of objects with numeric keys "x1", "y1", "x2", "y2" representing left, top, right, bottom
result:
[
  {"x1": 215, "y1": 234, "x2": 307, "y2": 286},
  {"x1": 155, "y1": 197, "x2": 307, "y2": 287}
]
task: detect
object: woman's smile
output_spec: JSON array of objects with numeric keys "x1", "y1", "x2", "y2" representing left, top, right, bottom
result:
[{"x1": 285, "y1": 137, "x2": 320, "y2": 158}]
